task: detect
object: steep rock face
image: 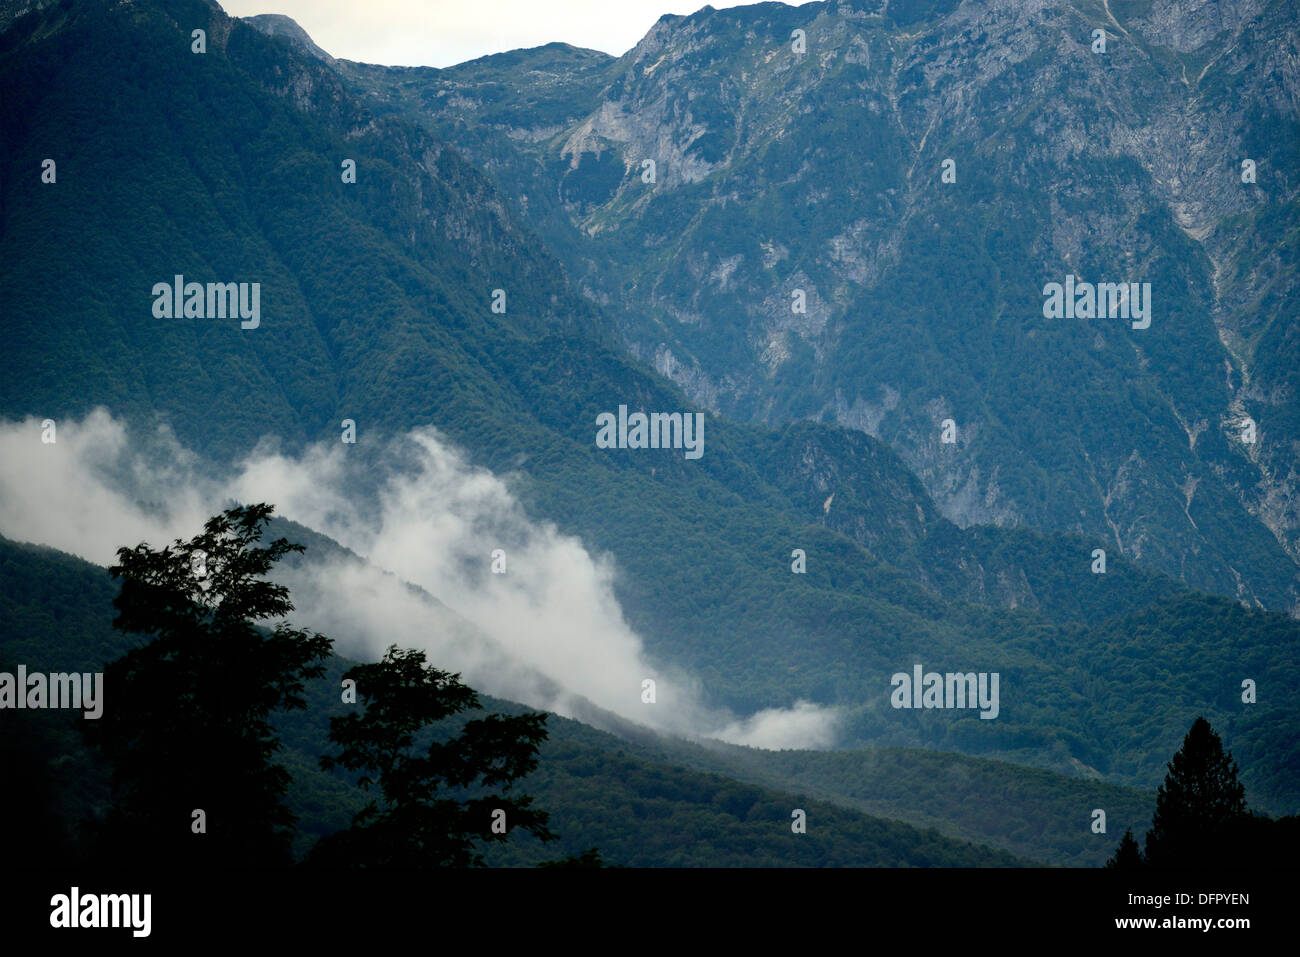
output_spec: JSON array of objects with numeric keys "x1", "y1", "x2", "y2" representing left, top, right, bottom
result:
[
  {"x1": 0, "y1": 0, "x2": 56, "y2": 33},
  {"x1": 241, "y1": 13, "x2": 333, "y2": 62},
  {"x1": 360, "y1": 0, "x2": 1299, "y2": 613}
]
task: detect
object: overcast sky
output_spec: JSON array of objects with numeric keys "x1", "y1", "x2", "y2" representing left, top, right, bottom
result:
[{"x1": 220, "y1": 0, "x2": 814, "y2": 68}]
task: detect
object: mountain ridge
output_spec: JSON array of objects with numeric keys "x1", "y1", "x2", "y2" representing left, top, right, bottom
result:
[
  {"x1": 1, "y1": 0, "x2": 1296, "y2": 821},
  {"x1": 356, "y1": 0, "x2": 1300, "y2": 614}
]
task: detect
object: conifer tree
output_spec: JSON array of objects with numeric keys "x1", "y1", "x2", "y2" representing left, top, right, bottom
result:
[
  {"x1": 1143, "y1": 716, "x2": 1247, "y2": 868},
  {"x1": 1105, "y1": 827, "x2": 1143, "y2": 869}
]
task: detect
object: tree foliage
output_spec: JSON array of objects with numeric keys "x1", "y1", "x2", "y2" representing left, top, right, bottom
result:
[
  {"x1": 83, "y1": 504, "x2": 332, "y2": 866},
  {"x1": 1143, "y1": 716, "x2": 1248, "y2": 868},
  {"x1": 1105, "y1": 828, "x2": 1143, "y2": 869},
  {"x1": 309, "y1": 645, "x2": 554, "y2": 867},
  {"x1": 1109, "y1": 716, "x2": 1300, "y2": 868}
]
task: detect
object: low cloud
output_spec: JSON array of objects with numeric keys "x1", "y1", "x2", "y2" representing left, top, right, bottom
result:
[{"x1": 0, "y1": 410, "x2": 838, "y2": 750}]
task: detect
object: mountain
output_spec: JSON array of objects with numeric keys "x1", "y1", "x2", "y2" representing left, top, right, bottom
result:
[
  {"x1": 240, "y1": 14, "x2": 332, "y2": 62},
  {"x1": 2, "y1": 531, "x2": 1155, "y2": 865},
  {"x1": 1, "y1": 532, "x2": 1030, "y2": 867},
  {"x1": 0, "y1": 0, "x2": 1296, "y2": 851},
  {"x1": 347, "y1": 0, "x2": 1300, "y2": 615}
]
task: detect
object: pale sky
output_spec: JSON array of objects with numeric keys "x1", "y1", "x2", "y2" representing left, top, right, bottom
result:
[{"x1": 219, "y1": 0, "x2": 815, "y2": 68}]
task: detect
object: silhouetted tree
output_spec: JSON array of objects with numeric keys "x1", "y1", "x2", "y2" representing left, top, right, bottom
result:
[
  {"x1": 1105, "y1": 828, "x2": 1143, "y2": 869},
  {"x1": 0, "y1": 691, "x2": 77, "y2": 865},
  {"x1": 309, "y1": 645, "x2": 554, "y2": 867},
  {"x1": 1143, "y1": 716, "x2": 1247, "y2": 868},
  {"x1": 83, "y1": 504, "x2": 332, "y2": 866}
]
